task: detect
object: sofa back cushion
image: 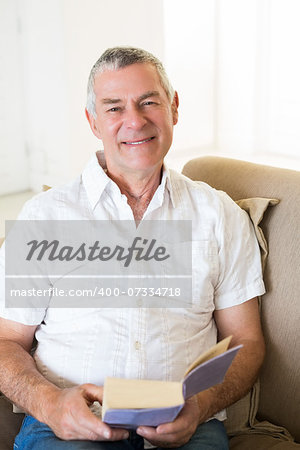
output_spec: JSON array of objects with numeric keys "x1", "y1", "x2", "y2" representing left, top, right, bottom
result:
[{"x1": 182, "y1": 156, "x2": 300, "y2": 442}]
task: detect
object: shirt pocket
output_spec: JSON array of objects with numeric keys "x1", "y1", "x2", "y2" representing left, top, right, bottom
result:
[
  {"x1": 191, "y1": 239, "x2": 218, "y2": 312},
  {"x1": 153, "y1": 240, "x2": 218, "y2": 310}
]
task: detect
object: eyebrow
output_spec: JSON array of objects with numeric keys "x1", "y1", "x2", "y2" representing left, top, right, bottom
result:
[
  {"x1": 101, "y1": 91, "x2": 161, "y2": 105},
  {"x1": 101, "y1": 98, "x2": 122, "y2": 105},
  {"x1": 138, "y1": 91, "x2": 160, "y2": 102}
]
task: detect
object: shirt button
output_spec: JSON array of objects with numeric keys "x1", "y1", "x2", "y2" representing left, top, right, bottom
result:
[
  {"x1": 135, "y1": 341, "x2": 141, "y2": 350},
  {"x1": 137, "y1": 298, "x2": 143, "y2": 307}
]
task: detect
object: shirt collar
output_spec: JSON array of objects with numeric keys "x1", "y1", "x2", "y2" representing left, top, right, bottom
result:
[
  {"x1": 82, "y1": 151, "x2": 111, "y2": 210},
  {"x1": 164, "y1": 165, "x2": 177, "y2": 208},
  {"x1": 82, "y1": 151, "x2": 177, "y2": 210},
  {"x1": 158, "y1": 164, "x2": 177, "y2": 209}
]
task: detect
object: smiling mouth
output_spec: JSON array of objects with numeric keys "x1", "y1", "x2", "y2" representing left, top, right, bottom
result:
[{"x1": 122, "y1": 137, "x2": 155, "y2": 145}]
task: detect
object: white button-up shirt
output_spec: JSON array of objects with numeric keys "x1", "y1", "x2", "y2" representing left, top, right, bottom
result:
[{"x1": 0, "y1": 152, "x2": 265, "y2": 422}]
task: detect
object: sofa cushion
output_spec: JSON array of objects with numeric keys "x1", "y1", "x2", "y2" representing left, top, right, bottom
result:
[
  {"x1": 235, "y1": 197, "x2": 279, "y2": 272},
  {"x1": 0, "y1": 395, "x2": 24, "y2": 450},
  {"x1": 192, "y1": 187, "x2": 279, "y2": 434},
  {"x1": 224, "y1": 197, "x2": 278, "y2": 435},
  {"x1": 230, "y1": 433, "x2": 300, "y2": 449}
]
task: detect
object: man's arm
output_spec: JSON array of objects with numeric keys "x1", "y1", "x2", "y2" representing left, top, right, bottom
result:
[
  {"x1": 136, "y1": 297, "x2": 265, "y2": 447},
  {"x1": 0, "y1": 317, "x2": 129, "y2": 441},
  {"x1": 196, "y1": 296, "x2": 265, "y2": 421}
]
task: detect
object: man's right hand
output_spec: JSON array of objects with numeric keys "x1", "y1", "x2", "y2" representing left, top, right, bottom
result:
[
  {"x1": 0, "y1": 318, "x2": 129, "y2": 442},
  {"x1": 41, "y1": 383, "x2": 129, "y2": 441}
]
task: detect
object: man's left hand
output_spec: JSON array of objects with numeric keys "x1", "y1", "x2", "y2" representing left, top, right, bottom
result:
[{"x1": 136, "y1": 396, "x2": 201, "y2": 448}]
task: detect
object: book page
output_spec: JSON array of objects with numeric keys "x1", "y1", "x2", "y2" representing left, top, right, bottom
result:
[
  {"x1": 184, "y1": 336, "x2": 232, "y2": 376},
  {"x1": 103, "y1": 377, "x2": 183, "y2": 413}
]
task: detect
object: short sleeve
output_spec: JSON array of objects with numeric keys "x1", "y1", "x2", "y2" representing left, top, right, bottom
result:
[
  {"x1": 214, "y1": 191, "x2": 265, "y2": 309},
  {"x1": 0, "y1": 199, "x2": 47, "y2": 325}
]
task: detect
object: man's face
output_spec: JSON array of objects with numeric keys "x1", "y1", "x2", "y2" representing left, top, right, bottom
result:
[{"x1": 86, "y1": 63, "x2": 178, "y2": 177}]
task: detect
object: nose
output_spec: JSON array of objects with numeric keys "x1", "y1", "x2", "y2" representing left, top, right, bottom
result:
[{"x1": 123, "y1": 106, "x2": 147, "y2": 130}]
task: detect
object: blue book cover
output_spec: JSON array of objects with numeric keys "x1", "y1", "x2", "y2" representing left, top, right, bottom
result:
[{"x1": 102, "y1": 338, "x2": 242, "y2": 429}]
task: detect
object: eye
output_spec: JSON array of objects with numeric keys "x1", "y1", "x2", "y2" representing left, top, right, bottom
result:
[
  {"x1": 107, "y1": 107, "x2": 121, "y2": 112},
  {"x1": 142, "y1": 101, "x2": 156, "y2": 107}
]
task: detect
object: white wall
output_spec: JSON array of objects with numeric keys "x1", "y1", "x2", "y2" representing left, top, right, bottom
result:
[
  {"x1": 17, "y1": 0, "x2": 69, "y2": 192},
  {"x1": 2, "y1": 0, "x2": 216, "y2": 187},
  {"x1": 61, "y1": 0, "x2": 165, "y2": 178},
  {"x1": 0, "y1": 0, "x2": 28, "y2": 195},
  {"x1": 216, "y1": 0, "x2": 258, "y2": 154},
  {"x1": 267, "y1": 0, "x2": 300, "y2": 157},
  {"x1": 163, "y1": 0, "x2": 216, "y2": 169},
  {"x1": 215, "y1": 0, "x2": 300, "y2": 168},
  {"x1": 1, "y1": 0, "x2": 300, "y2": 197},
  {"x1": 4, "y1": 0, "x2": 164, "y2": 193}
]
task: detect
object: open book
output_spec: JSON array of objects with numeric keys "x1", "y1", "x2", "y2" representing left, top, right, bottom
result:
[{"x1": 102, "y1": 336, "x2": 242, "y2": 429}]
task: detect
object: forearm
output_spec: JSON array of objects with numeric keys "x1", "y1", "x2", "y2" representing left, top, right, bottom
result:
[
  {"x1": 0, "y1": 340, "x2": 129, "y2": 441},
  {"x1": 196, "y1": 337, "x2": 265, "y2": 423},
  {"x1": 0, "y1": 340, "x2": 60, "y2": 422}
]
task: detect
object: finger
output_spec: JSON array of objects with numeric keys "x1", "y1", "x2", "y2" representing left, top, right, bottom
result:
[
  {"x1": 104, "y1": 427, "x2": 130, "y2": 442},
  {"x1": 156, "y1": 420, "x2": 181, "y2": 435},
  {"x1": 69, "y1": 401, "x2": 129, "y2": 441},
  {"x1": 73, "y1": 419, "x2": 129, "y2": 441},
  {"x1": 136, "y1": 426, "x2": 180, "y2": 443},
  {"x1": 155, "y1": 413, "x2": 188, "y2": 435},
  {"x1": 80, "y1": 383, "x2": 104, "y2": 403},
  {"x1": 79, "y1": 385, "x2": 130, "y2": 440},
  {"x1": 156, "y1": 398, "x2": 199, "y2": 435}
]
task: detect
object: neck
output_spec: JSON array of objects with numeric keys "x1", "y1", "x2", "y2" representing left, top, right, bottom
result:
[
  {"x1": 106, "y1": 166, "x2": 163, "y2": 223},
  {"x1": 106, "y1": 166, "x2": 162, "y2": 200}
]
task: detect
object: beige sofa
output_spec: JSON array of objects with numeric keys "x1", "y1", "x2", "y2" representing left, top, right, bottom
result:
[
  {"x1": 182, "y1": 156, "x2": 300, "y2": 449},
  {"x1": 0, "y1": 156, "x2": 299, "y2": 449}
]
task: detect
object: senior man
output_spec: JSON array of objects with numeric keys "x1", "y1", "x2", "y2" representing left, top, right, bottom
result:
[{"x1": 0, "y1": 47, "x2": 265, "y2": 450}]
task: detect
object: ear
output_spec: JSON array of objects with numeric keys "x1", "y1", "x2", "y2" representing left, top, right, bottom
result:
[
  {"x1": 85, "y1": 108, "x2": 102, "y2": 139},
  {"x1": 171, "y1": 91, "x2": 179, "y2": 125}
]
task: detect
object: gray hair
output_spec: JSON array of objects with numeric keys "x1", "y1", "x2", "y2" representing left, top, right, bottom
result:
[{"x1": 86, "y1": 46, "x2": 175, "y2": 118}]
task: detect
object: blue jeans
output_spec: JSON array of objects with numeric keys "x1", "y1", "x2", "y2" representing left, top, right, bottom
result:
[{"x1": 14, "y1": 415, "x2": 229, "y2": 450}]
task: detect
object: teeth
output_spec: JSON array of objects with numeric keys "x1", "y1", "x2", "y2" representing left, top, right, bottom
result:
[{"x1": 125, "y1": 137, "x2": 153, "y2": 145}]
